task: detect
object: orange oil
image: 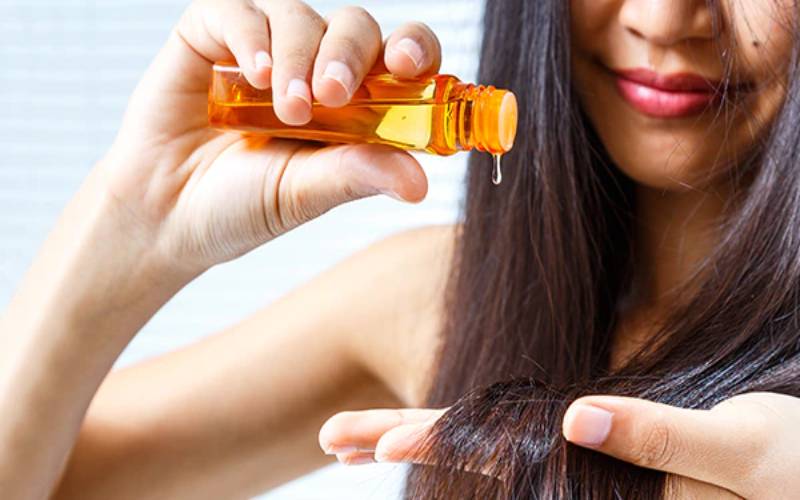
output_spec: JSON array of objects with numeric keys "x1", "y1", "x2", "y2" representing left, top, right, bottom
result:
[{"x1": 208, "y1": 62, "x2": 518, "y2": 157}]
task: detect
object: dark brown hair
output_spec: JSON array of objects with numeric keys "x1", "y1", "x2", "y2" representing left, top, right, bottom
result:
[{"x1": 405, "y1": 1, "x2": 800, "y2": 497}]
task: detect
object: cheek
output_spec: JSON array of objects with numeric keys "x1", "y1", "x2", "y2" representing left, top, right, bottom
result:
[
  {"x1": 728, "y1": 0, "x2": 795, "y2": 70},
  {"x1": 727, "y1": 1, "x2": 795, "y2": 123},
  {"x1": 570, "y1": 0, "x2": 618, "y2": 46}
]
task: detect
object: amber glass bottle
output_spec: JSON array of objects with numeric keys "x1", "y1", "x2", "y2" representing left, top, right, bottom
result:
[{"x1": 208, "y1": 62, "x2": 518, "y2": 157}]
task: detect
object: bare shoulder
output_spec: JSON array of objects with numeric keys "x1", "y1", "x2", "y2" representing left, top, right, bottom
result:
[{"x1": 327, "y1": 224, "x2": 459, "y2": 407}]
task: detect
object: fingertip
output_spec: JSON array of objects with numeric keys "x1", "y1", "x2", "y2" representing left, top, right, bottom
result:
[
  {"x1": 373, "y1": 430, "x2": 400, "y2": 463},
  {"x1": 315, "y1": 60, "x2": 356, "y2": 107},
  {"x1": 276, "y1": 78, "x2": 313, "y2": 125},
  {"x1": 562, "y1": 403, "x2": 614, "y2": 448},
  {"x1": 255, "y1": 50, "x2": 272, "y2": 70},
  {"x1": 313, "y1": 78, "x2": 350, "y2": 108},
  {"x1": 318, "y1": 413, "x2": 346, "y2": 454},
  {"x1": 246, "y1": 68, "x2": 273, "y2": 91},
  {"x1": 318, "y1": 427, "x2": 334, "y2": 454},
  {"x1": 374, "y1": 422, "x2": 431, "y2": 463},
  {"x1": 385, "y1": 37, "x2": 426, "y2": 77},
  {"x1": 336, "y1": 451, "x2": 377, "y2": 466},
  {"x1": 390, "y1": 152, "x2": 428, "y2": 203},
  {"x1": 360, "y1": 147, "x2": 427, "y2": 203},
  {"x1": 373, "y1": 445, "x2": 391, "y2": 463},
  {"x1": 232, "y1": 51, "x2": 271, "y2": 91},
  {"x1": 318, "y1": 413, "x2": 347, "y2": 454},
  {"x1": 250, "y1": 50, "x2": 273, "y2": 89}
]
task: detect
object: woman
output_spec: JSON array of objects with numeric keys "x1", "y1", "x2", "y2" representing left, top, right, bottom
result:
[{"x1": 1, "y1": 0, "x2": 798, "y2": 498}]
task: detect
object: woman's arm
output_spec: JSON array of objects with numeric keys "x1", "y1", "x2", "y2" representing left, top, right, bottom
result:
[
  {"x1": 0, "y1": 166, "x2": 194, "y2": 500},
  {"x1": 0, "y1": 1, "x2": 442, "y2": 497},
  {"x1": 51, "y1": 225, "x2": 454, "y2": 499}
]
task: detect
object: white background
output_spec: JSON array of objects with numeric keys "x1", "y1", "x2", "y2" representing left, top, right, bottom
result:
[{"x1": 0, "y1": 0, "x2": 484, "y2": 498}]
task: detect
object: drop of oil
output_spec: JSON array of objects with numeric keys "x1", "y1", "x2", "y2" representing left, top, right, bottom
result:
[{"x1": 492, "y1": 154, "x2": 503, "y2": 186}]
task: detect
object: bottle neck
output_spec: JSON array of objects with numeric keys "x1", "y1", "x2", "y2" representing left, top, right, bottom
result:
[{"x1": 456, "y1": 84, "x2": 518, "y2": 154}]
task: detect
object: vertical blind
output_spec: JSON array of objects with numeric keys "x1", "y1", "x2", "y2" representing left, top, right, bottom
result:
[{"x1": 0, "y1": 1, "x2": 485, "y2": 498}]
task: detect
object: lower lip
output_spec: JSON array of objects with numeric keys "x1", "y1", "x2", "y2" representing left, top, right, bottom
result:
[{"x1": 615, "y1": 77, "x2": 721, "y2": 119}]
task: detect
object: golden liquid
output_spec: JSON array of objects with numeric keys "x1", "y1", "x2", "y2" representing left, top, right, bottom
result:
[
  {"x1": 209, "y1": 64, "x2": 517, "y2": 157},
  {"x1": 210, "y1": 100, "x2": 461, "y2": 155}
]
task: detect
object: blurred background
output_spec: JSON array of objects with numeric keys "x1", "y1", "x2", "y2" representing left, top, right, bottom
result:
[{"x1": 0, "y1": 0, "x2": 484, "y2": 498}]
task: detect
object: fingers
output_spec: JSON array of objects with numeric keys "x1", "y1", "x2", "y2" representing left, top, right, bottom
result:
[
  {"x1": 312, "y1": 6, "x2": 383, "y2": 107},
  {"x1": 561, "y1": 395, "x2": 767, "y2": 497},
  {"x1": 335, "y1": 451, "x2": 378, "y2": 466},
  {"x1": 318, "y1": 408, "x2": 445, "y2": 456},
  {"x1": 171, "y1": 0, "x2": 273, "y2": 92},
  {"x1": 220, "y1": 1, "x2": 272, "y2": 89},
  {"x1": 273, "y1": 143, "x2": 427, "y2": 234},
  {"x1": 179, "y1": 0, "x2": 442, "y2": 122},
  {"x1": 257, "y1": 0, "x2": 327, "y2": 125},
  {"x1": 374, "y1": 421, "x2": 437, "y2": 464},
  {"x1": 668, "y1": 477, "x2": 743, "y2": 500},
  {"x1": 384, "y1": 22, "x2": 442, "y2": 78}
]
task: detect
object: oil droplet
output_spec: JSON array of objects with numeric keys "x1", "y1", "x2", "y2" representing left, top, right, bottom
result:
[{"x1": 492, "y1": 154, "x2": 503, "y2": 186}]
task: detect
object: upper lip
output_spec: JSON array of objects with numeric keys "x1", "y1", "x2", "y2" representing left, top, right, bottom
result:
[{"x1": 614, "y1": 67, "x2": 738, "y2": 93}]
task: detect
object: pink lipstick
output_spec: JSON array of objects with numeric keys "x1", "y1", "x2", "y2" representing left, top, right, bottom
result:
[{"x1": 613, "y1": 68, "x2": 725, "y2": 119}]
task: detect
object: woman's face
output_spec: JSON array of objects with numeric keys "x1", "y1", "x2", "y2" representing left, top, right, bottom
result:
[{"x1": 571, "y1": 0, "x2": 796, "y2": 191}]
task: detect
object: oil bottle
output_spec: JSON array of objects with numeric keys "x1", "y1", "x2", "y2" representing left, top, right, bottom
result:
[{"x1": 208, "y1": 62, "x2": 518, "y2": 183}]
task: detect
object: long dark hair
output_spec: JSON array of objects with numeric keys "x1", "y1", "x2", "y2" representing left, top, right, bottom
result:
[{"x1": 405, "y1": 0, "x2": 800, "y2": 497}]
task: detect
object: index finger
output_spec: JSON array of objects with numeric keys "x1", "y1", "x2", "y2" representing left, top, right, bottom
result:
[
  {"x1": 173, "y1": 0, "x2": 272, "y2": 90},
  {"x1": 383, "y1": 22, "x2": 443, "y2": 78}
]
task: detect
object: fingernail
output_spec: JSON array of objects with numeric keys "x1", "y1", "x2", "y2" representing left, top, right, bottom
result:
[
  {"x1": 379, "y1": 188, "x2": 405, "y2": 202},
  {"x1": 338, "y1": 453, "x2": 376, "y2": 466},
  {"x1": 564, "y1": 404, "x2": 613, "y2": 447},
  {"x1": 393, "y1": 38, "x2": 425, "y2": 70},
  {"x1": 254, "y1": 50, "x2": 272, "y2": 70},
  {"x1": 323, "y1": 444, "x2": 358, "y2": 455},
  {"x1": 322, "y1": 60, "x2": 355, "y2": 99},
  {"x1": 373, "y1": 448, "x2": 389, "y2": 463},
  {"x1": 286, "y1": 78, "x2": 312, "y2": 106}
]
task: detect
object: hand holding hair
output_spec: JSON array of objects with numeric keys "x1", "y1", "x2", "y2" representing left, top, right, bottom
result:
[
  {"x1": 319, "y1": 408, "x2": 446, "y2": 466},
  {"x1": 562, "y1": 391, "x2": 800, "y2": 499},
  {"x1": 321, "y1": 390, "x2": 800, "y2": 498},
  {"x1": 0, "y1": 0, "x2": 440, "y2": 496}
]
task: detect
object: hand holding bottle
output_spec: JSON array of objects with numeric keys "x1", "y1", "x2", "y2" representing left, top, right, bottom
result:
[
  {"x1": 102, "y1": 0, "x2": 444, "y2": 274},
  {"x1": 0, "y1": 4, "x2": 443, "y2": 495}
]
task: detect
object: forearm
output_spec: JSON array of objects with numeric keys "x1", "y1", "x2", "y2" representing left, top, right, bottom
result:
[
  {"x1": 51, "y1": 289, "x2": 400, "y2": 499},
  {"x1": 0, "y1": 162, "x2": 194, "y2": 499}
]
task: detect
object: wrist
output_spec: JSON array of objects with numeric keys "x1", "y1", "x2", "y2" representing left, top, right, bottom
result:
[
  {"x1": 4, "y1": 160, "x2": 200, "y2": 341},
  {"x1": 0, "y1": 160, "x2": 200, "y2": 500}
]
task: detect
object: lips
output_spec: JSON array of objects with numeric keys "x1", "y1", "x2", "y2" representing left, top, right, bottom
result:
[{"x1": 613, "y1": 68, "x2": 728, "y2": 119}]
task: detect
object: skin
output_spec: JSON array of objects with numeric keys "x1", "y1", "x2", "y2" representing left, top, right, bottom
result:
[
  {"x1": 322, "y1": 1, "x2": 800, "y2": 499},
  {"x1": 0, "y1": 1, "x2": 440, "y2": 498},
  {"x1": 573, "y1": 0, "x2": 796, "y2": 365},
  {"x1": 0, "y1": 0, "x2": 797, "y2": 498}
]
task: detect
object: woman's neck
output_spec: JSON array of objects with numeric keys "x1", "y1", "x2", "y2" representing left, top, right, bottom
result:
[
  {"x1": 611, "y1": 180, "x2": 737, "y2": 368},
  {"x1": 634, "y1": 183, "x2": 731, "y2": 304}
]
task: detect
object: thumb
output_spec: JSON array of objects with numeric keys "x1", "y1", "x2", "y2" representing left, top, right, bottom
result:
[
  {"x1": 562, "y1": 395, "x2": 757, "y2": 496},
  {"x1": 275, "y1": 143, "x2": 428, "y2": 230}
]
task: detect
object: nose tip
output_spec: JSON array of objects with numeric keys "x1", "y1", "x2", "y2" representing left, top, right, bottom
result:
[{"x1": 620, "y1": 0, "x2": 714, "y2": 46}]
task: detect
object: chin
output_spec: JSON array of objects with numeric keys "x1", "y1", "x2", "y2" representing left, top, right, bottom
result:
[
  {"x1": 608, "y1": 150, "x2": 730, "y2": 192},
  {"x1": 601, "y1": 130, "x2": 737, "y2": 191},
  {"x1": 617, "y1": 165, "x2": 699, "y2": 191}
]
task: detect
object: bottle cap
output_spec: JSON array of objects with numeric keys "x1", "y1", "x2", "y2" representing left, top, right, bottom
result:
[
  {"x1": 497, "y1": 91, "x2": 518, "y2": 152},
  {"x1": 474, "y1": 88, "x2": 518, "y2": 154}
]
